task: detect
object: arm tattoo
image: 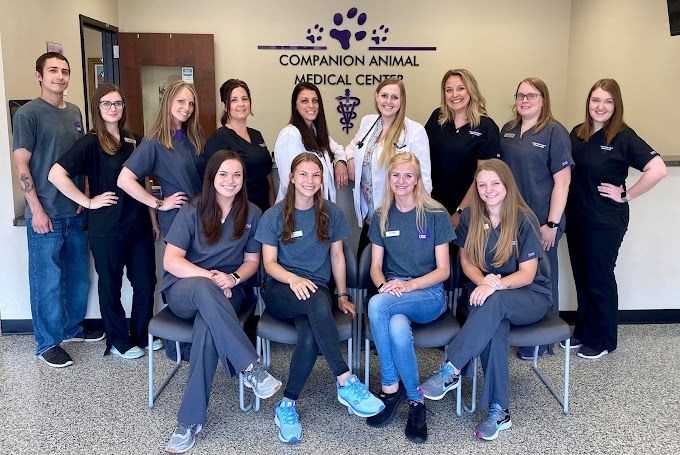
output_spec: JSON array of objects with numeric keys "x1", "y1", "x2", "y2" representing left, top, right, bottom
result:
[{"x1": 19, "y1": 173, "x2": 34, "y2": 193}]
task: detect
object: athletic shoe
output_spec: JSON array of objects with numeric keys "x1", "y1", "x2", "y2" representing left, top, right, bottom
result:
[
  {"x1": 366, "y1": 383, "x2": 406, "y2": 428},
  {"x1": 63, "y1": 329, "x2": 105, "y2": 343},
  {"x1": 516, "y1": 345, "x2": 549, "y2": 360},
  {"x1": 577, "y1": 346, "x2": 609, "y2": 360},
  {"x1": 110, "y1": 345, "x2": 145, "y2": 359},
  {"x1": 474, "y1": 403, "x2": 512, "y2": 441},
  {"x1": 404, "y1": 400, "x2": 428, "y2": 443},
  {"x1": 275, "y1": 400, "x2": 302, "y2": 443},
  {"x1": 418, "y1": 362, "x2": 460, "y2": 400},
  {"x1": 560, "y1": 337, "x2": 583, "y2": 349},
  {"x1": 38, "y1": 346, "x2": 74, "y2": 368},
  {"x1": 146, "y1": 338, "x2": 165, "y2": 351},
  {"x1": 242, "y1": 362, "x2": 282, "y2": 399},
  {"x1": 165, "y1": 423, "x2": 202, "y2": 453},
  {"x1": 337, "y1": 374, "x2": 385, "y2": 417}
]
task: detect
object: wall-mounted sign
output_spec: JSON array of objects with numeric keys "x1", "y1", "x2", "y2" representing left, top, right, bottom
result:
[{"x1": 181, "y1": 67, "x2": 194, "y2": 84}]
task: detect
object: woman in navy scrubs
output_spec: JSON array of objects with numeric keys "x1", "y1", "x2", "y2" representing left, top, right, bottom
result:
[
  {"x1": 566, "y1": 79, "x2": 667, "y2": 360},
  {"x1": 204, "y1": 79, "x2": 275, "y2": 213},
  {"x1": 426, "y1": 69, "x2": 500, "y2": 228},
  {"x1": 500, "y1": 77, "x2": 572, "y2": 359}
]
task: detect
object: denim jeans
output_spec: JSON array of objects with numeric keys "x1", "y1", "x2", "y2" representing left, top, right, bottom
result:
[
  {"x1": 368, "y1": 282, "x2": 446, "y2": 401},
  {"x1": 27, "y1": 213, "x2": 90, "y2": 355}
]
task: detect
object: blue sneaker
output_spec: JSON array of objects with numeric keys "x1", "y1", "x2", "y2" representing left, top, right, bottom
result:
[
  {"x1": 275, "y1": 400, "x2": 302, "y2": 443},
  {"x1": 474, "y1": 403, "x2": 512, "y2": 441},
  {"x1": 337, "y1": 374, "x2": 385, "y2": 417}
]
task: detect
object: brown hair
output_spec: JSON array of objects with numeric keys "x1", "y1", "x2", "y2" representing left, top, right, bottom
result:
[
  {"x1": 146, "y1": 80, "x2": 205, "y2": 154},
  {"x1": 437, "y1": 69, "x2": 488, "y2": 129},
  {"x1": 219, "y1": 79, "x2": 253, "y2": 126},
  {"x1": 464, "y1": 159, "x2": 535, "y2": 270},
  {"x1": 507, "y1": 77, "x2": 554, "y2": 134},
  {"x1": 35, "y1": 52, "x2": 69, "y2": 74},
  {"x1": 576, "y1": 78, "x2": 626, "y2": 145},
  {"x1": 199, "y1": 150, "x2": 249, "y2": 244},
  {"x1": 289, "y1": 82, "x2": 332, "y2": 160},
  {"x1": 281, "y1": 152, "x2": 329, "y2": 244},
  {"x1": 90, "y1": 84, "x2": 127, "y2": 155},
  {"x1": 374, "y1": 77, "x2": 407, "y2": 168}
]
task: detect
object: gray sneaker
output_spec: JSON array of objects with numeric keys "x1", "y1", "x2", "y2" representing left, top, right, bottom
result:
[
  {"x1": 242, "y1": 362, "x2": 282, "y2": 399},
  {"x1": 418, "y1": 361, "x2": 460, "y2": 400},
  {"x1": 165, "y1": 423, "x2": 202, "y2": 453},
  {"x1": 474, "y1": 403, "x2": 511, "y2": 440}
]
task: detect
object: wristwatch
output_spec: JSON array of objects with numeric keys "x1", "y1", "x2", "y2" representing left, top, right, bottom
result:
[
  {"x1": 621, "y1": 190, "x2": 629, "y2": 202},
  {"x1": 155, "y1": 199, "x2": 163, "y2": 211},
  {"x1": 455, "y1": 207, "x2": 463, "y2": 215},
  {"x1": 546, "y1": 221, "x2": 559, "y2": 229},
  {"x1": 230, "y1": 272, "x2": 241, "y2": 286}
]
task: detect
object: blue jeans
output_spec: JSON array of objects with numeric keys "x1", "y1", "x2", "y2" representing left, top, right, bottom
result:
[
  {"x1": 27, "y1": 213, "x2": 90, "y2": 355},
  {"x1": 368, "y1": 282, "x2": 446, "y2": 401}
]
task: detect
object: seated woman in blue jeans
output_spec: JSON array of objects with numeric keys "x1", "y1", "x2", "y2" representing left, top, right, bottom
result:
[
  {"x1": 161, "y1": 150, "x2": 281, "y2": 453},
  {"x1": 366, "y1": 152, "x2": 455, "y2": 443},
  {"x1": 255, "y1": 152, "x2": 384, "y2": 444},
  {"x1": 419, "y1": 159, "x2": 551, "y2": 441}
]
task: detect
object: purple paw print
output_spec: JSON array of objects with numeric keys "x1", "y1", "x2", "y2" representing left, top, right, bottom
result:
[
  {"x1": 306, "y1": 24, "x2": 324, "y2": 43},
  {"x1": 329, "y1": 7, "x2": 367, "y2": 50},
  {"x1": 371, "y1": 25, "x2": 389, "y2": 45}
]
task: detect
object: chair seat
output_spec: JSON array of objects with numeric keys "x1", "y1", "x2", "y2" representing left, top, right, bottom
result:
[
  {"x1": 364, "y1": 313, "x2": 461, "y2": 349},
  {"x1": 257, "y1": 310, "x2": 354, "y2": 344},
  {"x1": 508, "y1": 311, "x2": 570, "y2": 348},
  {"x1": 149, "y1": 302, "x2": 255, "y2": 343}
]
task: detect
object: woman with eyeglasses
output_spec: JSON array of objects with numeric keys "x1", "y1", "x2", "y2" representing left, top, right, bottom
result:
[
  {"x1": 49, "y1": 84, "x2": 158, "y2": 359},
  {"x1": 273, "y1": 82, "x2": 349, "y2": 203},
  {"x1": 118, "y1": 80, "x2": 206, "y2": 238},
  {"x1": 346, "y1": 77, "x2": 432, "y2": 255},
  {"x1": 499, "y1": 77, "x2": 572, "y2": 359},
  {"x1": 204, "y1": 79, "x2": 275, "y2": 213},
  {"x1": 426, "y1": 69, "x2": 500, "y2": 228},
  {"x1": 565, "y1": 79, "x2": 667, "y2": 360}
]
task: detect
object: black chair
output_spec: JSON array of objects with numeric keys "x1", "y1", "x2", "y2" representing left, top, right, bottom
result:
[
  {"x1": 358, "y1": 246, "x2": 462, "y2": 416},
  {"x1": 246, "y1": 243, "x2": 358, "y2": 412},
  {"x1": 147, "y1": 271, "x2": 261, "y2": 411}
]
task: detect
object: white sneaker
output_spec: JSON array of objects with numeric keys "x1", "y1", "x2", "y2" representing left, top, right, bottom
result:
[
  {"x1": 147, "y1": 338, "x2": 165, "y2": 351},
  {"x1": 111, "y1": 345, "x2": 145, "y2": 359}
]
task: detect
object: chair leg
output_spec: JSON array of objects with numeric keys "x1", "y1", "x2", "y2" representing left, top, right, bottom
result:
[
  {"x1": 149, "y1": 338, "x2": 183, "y2": 408},
  {"x1": 347, "y1": 338, "x2": 353, "y2": 375},
  {"x1": 464, "y1": 357, "x2": 478, "y2": 413},
  {"x1": 530, "y1": 338, "x2": 570, "y2": 414},
  {"x1": 364, "y1": 339, "x2": 370, "y2": 387}
]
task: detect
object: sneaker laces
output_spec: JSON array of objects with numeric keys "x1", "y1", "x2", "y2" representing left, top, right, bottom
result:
[
  {"x1": 345, "y1": 379, "x2": 371, "y2": 401},
  {"x1": 174, "y1": 423, "x2": 191, "y2": 436},
  {"x1": 245, "y1": 363, "x2": 267, "y2": 383},
  {"x1": 278, "y1": 403, "x2": 299, "y2": 425}
]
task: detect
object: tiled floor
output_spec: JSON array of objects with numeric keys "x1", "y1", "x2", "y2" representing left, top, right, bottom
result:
[{"x1": 0, "y1": 324, "x2": 679, "y2": 454}]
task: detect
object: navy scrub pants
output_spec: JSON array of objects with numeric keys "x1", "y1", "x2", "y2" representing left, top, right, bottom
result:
[
  {"x1": 164, "y1": 277, "x2": 258, "y2": 425},
  {"x1": 445, "y1": 288, "x2": 550, "y2": 410}
]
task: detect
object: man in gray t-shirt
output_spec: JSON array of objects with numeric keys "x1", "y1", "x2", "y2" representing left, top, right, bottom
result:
[{"x1": 12, "y1": 52, "x2": 99, "y2": 368}]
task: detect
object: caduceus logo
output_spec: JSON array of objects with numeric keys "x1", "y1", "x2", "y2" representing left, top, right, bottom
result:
[{"x1": 335, "y1": 89, "x2": 360, "y2": 134}]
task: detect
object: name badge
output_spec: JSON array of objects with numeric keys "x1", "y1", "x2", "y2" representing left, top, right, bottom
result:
[
  {"x1": 385, "y1": 230, "x2": 400, "y2": 237},
  {"x1": 600, "y1": 145, "x2": 614, "y2": 151},
  {"x1": 504, "y1": 133, "x2": 515, "y2": 138},
  {"x1": 469, "y1": 130, "x2": 482, "y2": 137},
  {"x1": 291, "y1": 230, "x2": 303, "y2": 238},
  {"x1": 532, "y1": 142, "x2": 546, "y2": 149}
]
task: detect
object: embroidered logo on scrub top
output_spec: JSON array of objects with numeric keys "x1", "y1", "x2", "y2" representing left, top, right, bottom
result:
[
  {"x1": 245, "y1": 223, "x2": 252, "y2": 229},
  {"x1": 258, "y1": 142, "x2": 267, "y2": 148},
  {"x1": 562, "y1": 160, "x2": 570, "y2": 167},
  {"x1": 600, "y1": 145, "x2": 614, "y2": 151},
  {"x1": 74, "y1": 121, "x2": 83, "y2": 133},
  {"x1": 469, "y1": 130, "x2": 482, "y2": 137},
  {"x1": 503, "y1": 133, "x2": 515, "y2": 138},
  {"x1": 532, "y1": 142, "x2": 546, "y2": 149},
  {"x1": 650, "y1": 150, "x2": 658, "y2": 155},
  {"x1": 417, "y1": 227, "x2": 431, "y2": 240},
  {"x1": 527, "y1": 251, "x2": 536, "y2": 258}
]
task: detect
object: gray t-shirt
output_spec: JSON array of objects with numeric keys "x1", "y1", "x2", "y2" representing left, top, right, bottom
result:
[
  {"x1": 369, "y1": 206, "x2": 456, "y2": 280},
  {"x1": 161, "y1": 200, "x2": 262, "y2": 293},
  {"x1": 123, "y1": 133, "x2": 205, "y2": 236},
  {"x1": 255, "y1": 200, "x2": 350, "y2": 286},
  {"x1": 12, "y1": 97, "x2": 84, "y2": 219}
]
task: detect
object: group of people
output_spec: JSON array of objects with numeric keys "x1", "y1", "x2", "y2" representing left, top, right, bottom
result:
[{"x1": 12, "y1": 51, "x2": 667, "y2": 452}]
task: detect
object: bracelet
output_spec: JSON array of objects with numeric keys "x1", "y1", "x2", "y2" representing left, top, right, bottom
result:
[
  {"x1": 337, "y1": 292, "x2": 351, "y2": 301},
  {"x1": 377, "y1": 282, "x2": 386, "y2": 291}
]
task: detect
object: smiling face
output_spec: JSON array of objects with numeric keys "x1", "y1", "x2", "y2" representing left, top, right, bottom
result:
[
  {"x1": 290, "y1": 159, "x2": 323, "y2": 199},
  {"x1": 295, "y1": 89, "x2": 319, "y2": 127},
  {"x1": 213, "y1": 158, "x2": 243, "y2": 199},
  {"x1": 37, "y1": 57, "x2": 70, "y2": 96},
  {"x1": 98, "y1": 91, "x2": 124, "y2": 126},
  {"x1": 476, "y1": 169, "x2": 507, "y2": 209},
  {"x1": 588, "y1": 87, "x2": 615, "y2": 129},
  {"x1": 515, "y1": 81, "x2": 544, "y2": 122},
  {"x1": 227, "y1": 86, "x2": 251, "y2": 123},
  {"x1": 444, "y1": 75, "x2": 470, "y2": 115},
  {"x1": 389, "y1": 162, "x2": 418, "y2": 199},
  {"x1": 375, "y1": 83, "x2": 402, "y2": 120},
  {"x1": 170, "y1": 87, "x2": 195, "y2": 130}
]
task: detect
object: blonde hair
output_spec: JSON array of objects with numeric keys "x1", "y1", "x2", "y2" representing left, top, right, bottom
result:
[
  {"x1": 507, "y1": 77, "x2": 554, "y2": 134},
  {"x1": 146, "y1": 80, "x2": 205, "y2": 154},
  {"x1": 464, "y1": 159, "x2": 535, "y2": 270},
  {"x1": 374, "y1": 77, "x2": 407, "y2": 168},
  {"x1": 437, "y1": 69, "x2": 488, "y2": 128},
  {"x1": 378, "y1": 152, "x2": 446, "y2": 236}
]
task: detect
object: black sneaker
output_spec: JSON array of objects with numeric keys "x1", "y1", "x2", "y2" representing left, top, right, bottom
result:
[
  {"x1": 560, "y1": 337, "x2": 583, "y2": 349},
  {"x1": 63, "y1": 329, "x2": 105, "y2": 343},
  {"x1": 577, "y1": 346, "x2": 609, "y2": 360},
  {"x1": 38, "y1": 346, "x2": 74, "y2": 368},
  {"x1": 366, "y1": 383, "x2": 406, "y2": 428},
  {"x1": 404, "y1": 400, "x2": 427, "y2": 443}
]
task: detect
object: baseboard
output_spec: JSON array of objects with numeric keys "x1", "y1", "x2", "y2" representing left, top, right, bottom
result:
[
  {"x1": 559, "y1": 309, "x2": 680, "y2": 324},
  {"x1": 1, "y1": 318, "x2": 108, "y2": 335}
]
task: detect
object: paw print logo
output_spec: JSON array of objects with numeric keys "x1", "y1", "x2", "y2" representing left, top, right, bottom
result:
[
  {"x1": 329, "y1": 7, "x2": 367, "y2": 50},
  {"x1": 306, "y1": 24, "x2": 324, "y2": 44},
  {"x1": 371, "y1": 25, "x2": 389, "y2": 45}
]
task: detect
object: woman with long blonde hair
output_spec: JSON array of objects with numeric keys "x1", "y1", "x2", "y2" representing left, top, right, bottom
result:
[
  {"x1": 117, "y1": 80, "x2": 206, "y2": 237},
  {"x1": 420, "y1": 159, "x2": 551, "y2": 442}
]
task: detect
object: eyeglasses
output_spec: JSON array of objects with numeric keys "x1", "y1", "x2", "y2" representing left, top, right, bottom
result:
[
  {"x1": 515, "y1": 93, "x2": 541, "y2": 102},
  {"x1": 99, "y1": 101, "x2": 125, "y2": 110}
]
